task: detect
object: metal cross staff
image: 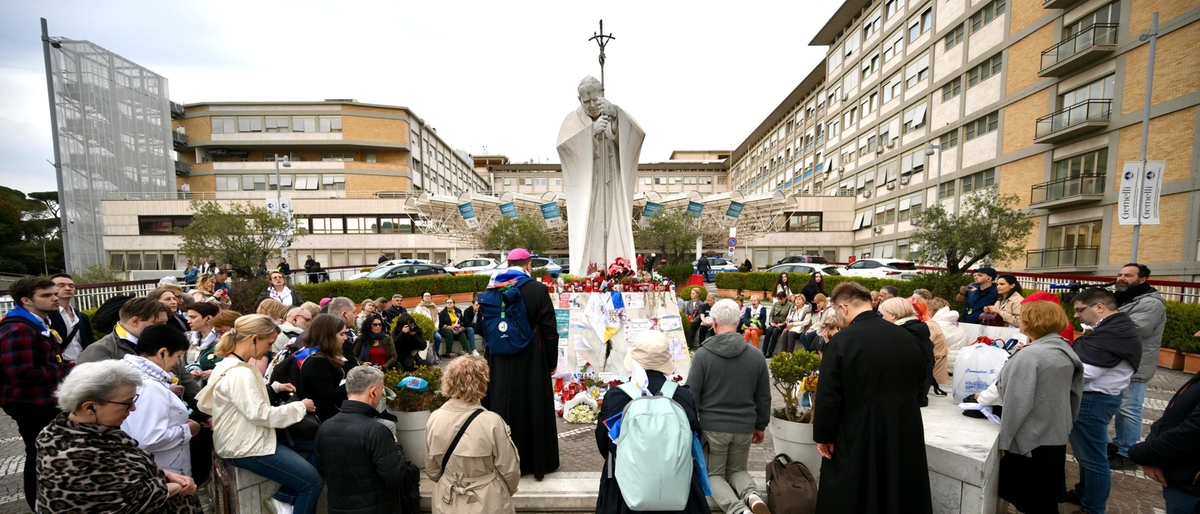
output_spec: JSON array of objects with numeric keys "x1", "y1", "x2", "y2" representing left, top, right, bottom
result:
[{"x1": 588, "y1": 19, "x2": 615, "y2": 92}]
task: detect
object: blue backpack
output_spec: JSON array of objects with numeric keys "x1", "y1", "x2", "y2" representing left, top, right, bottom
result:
[{"x1": 479, "y1": 271, "x2": 536, "y2": 355}]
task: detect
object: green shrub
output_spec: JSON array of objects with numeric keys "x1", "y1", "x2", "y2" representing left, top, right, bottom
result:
[
  {"x1": 1164, "y1": 302, "x2": 1200, "y2": 353},
  {"x1": 295, "y1": 274, "x2": 489, "y2": 302},
  {"x1": 658, "y1": 263, "x2": 695, "y2": 287},
  {"x1": 769, "y1": 350, "x2": 821, "y2": 423},
  {"x1": 407, "y1": 312, "x2": 437, "y2": 340},
  {"x1": 910, "y1": 271, "x2": 973, "y2": 304},
  {"x1": 678, "y1": 285, "x2": 708, "y2": 301},
  {"x1": 383, "y1": 366, "x2": 447, "y2": 412},
  {"x1": 714, "y1": 272, "x2": 743, "y2": 290}
]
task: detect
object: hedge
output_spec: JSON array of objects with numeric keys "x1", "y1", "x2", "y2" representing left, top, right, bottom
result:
[
  {"x1": 1165, "y1": 302, "x2": 1200, "y2": 353},
  {"x1": 658, "y1": 263, "x2": 695, "y2": 288},
  {"x1": 295, "y1": 274, "x2": 490, "y2": 302},
  {"x1": 678, "y1": 285, "x2": 708, "y2": 301}
]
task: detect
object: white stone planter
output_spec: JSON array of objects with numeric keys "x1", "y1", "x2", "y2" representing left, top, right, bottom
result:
[
  {"x1": 394, "y1": 409, "x2": 432, "y2": 469},
  {"x1": 769, "y1": 416, "x2": 822, "y2": 479}
]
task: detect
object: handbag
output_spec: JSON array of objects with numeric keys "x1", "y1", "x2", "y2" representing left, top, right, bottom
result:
[{"x1": 977, "y1": 312, "x2": 1006, "y2": 327}]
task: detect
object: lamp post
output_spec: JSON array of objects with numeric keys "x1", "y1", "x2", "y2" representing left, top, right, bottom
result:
[
  {"x1": 925, "y1": 142, "x2": 943, "y2": 201},
  {"x1": 274, "y1": 154, "x2": 291, "y2": 259}
]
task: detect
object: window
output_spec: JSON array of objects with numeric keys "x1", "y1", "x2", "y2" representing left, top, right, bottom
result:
[
  {"x1": 903, "y1": 102, "x2": 927, "y2": 132},
  {"x1": 863, "y1": 10, "x2": 882, "y2": 39},
  {"x1": 1047, "y1": 221, "x2": 1102, "y2": 249},
  {"x1": 241, "y1": 175, "x2": 266, "y2": 191},
  {"x1": 938, "y1": 180, "x2": 956, "y2": 199},
  {"x1": 875, "y1": 202, "x2": 897, "y2": 225},
  {"x1": 1059, "y1": 74, "x2": 1116, "y2": 107},
  {"x1": 961, "y1": 168, "x2": 997, "y2": 192},
  {"x1": 942, "y1": 77, "x2": 962, "y2": 102},
  {"x1": 346, "y1": 217, "x2": 378, "y2": 234},
  {"x1": 215, "y1": 176, "x2": 240, "y2": 190},
  {"x1": 310, "y1": 217, "x2": 345, "y2": 234},
  {"x1": 901, "y1": 149, "x2": 925, "y2": 174},
  {"x1": 238, "y1": 117, "x2": 262, "y2": 133},
  {"x1": 1065, "y1": 1, "x2": 1121, "y2": 38},
  {"x1": 862, "y1": 52, "x2": 880, "y2": 80},
  {"x1": 322, "y1": 174, "x2": 345, "y2": 190},
  {"x1": 380, "y1": 217, "x2": 414, "y2": 234},
  {"x1": 829, "y1": 46, "x2": 843, "y2": 71},
  {"x1": 968, "y1": 54, "x2": 1003, "y2": 86},
  {"x1": 883, "y1": 74, "x2": 903, "y2": 103},
  {"x1": 898, "y1": 193, "x2": 924, "y2": 221},
  {"x1": 940, "y1": 129, "x2": 959, "y2": 149},
  {"x1": 137, "y1": 216, "x2": 192, "y2": 235},
  {"x1": 1054, "y1": 148, "x2": 1109, "y2": 179},
  {"x1": 292, "y1": 116, "x2": 316, "y2": 133},
  {"x1": 211, "y1": 117, "x2": 235, "y2": 134},
  {"x1": 268, "y1": 174, "x2": 293, "y2": 190},
  {"x1": 843, "y1": 67, "x2": 860, "y2": 92},
  {"x1": 856, "y1": 169, "x2": 874, "y2": 193},
  {"x1": 853, "y1": 208, "x2": 874, "y2": 229},
  {"x1": 828, "y1": 119, "x2": 841, "y2": 138},
  {"x1": 261, "y1": 116, "x2": 289, "y2": 132},
  {"x1": 717, "y1": 177, "x2": 727, "y2": 185},
  {"x1": 883, "y1": 30, "x2": 904, "y2": 64},
  {"x1": 970, "y1": 0, "x2": 1006, "y2": 32},
  {"x1": 843, "y1": 107, "x2": 858, "y2": 128},
  {"x1": 535, "y1": 178, "x2": 547, "y2": 186},
  {"x1": 908, "y1": 6, "x2": 932, "y2": 42},
  {"x1": 366, "y1": 153, "x2": 377, "y2": 163},
  {"x1": 944, "y1": 25, "x2": 965, "y2": 52},
  {"x1": 294, "y1": 175, "x2": 320, "y2": 190},
  {"x1": 844, "y1": 32, "x2": 860, "y2": 56},
  {"x1": 319, "y1": 116, "x2": 343, "y2": 133},
  {"x1": 885, "y1": 0, "x2": 905, "y2": 18},
  {"x1": 905, "y1": 53, "x2": 931, "y2": 87},
  {"x1": 786, "y1": 212, "x2": 823, "y2": 232},
  {"x1": 321, "y1": 153, "x2": 354, "y2": 162},
  {"x1": 965, "y1": 112, "x2": 999, "y2": 140}
]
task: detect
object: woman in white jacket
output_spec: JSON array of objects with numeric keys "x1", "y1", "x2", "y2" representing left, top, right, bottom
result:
[
  {"x1": 121, "y1": 325, "x2": 199, "y2": 478},
  {"x1": 928, "y1": 297, "x2": 969, "y2": 372},
  {"x1": 196, "y1": 314, "x2": 322, "y2": 514}
]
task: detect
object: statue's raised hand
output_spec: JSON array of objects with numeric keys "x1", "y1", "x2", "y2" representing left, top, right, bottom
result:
[{"x1": 597, "y1": 98, "x2": 617, "y2": 118}]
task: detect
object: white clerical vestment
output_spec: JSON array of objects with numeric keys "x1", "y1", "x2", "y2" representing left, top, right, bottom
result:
[{"x1": 556, "y1": 106, "x2": 645, "y2": 276}]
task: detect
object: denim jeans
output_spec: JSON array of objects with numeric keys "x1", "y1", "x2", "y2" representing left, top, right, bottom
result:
[
  {"x1": 433, "y1": 330, "x2": 443, "y2": 354},
  {"x1": 1069, "y1": 391, "x2": 1124, "y2": 514},
  {"x1": 226, "y1": 443, "x2": 324, "y2": 514},
  {"x1": 1112, "y1": 380, "x2": 1147, "y2": 457},
  {"x1": 1163, "y1": 486, "x2": 1200, "y2": 514}
]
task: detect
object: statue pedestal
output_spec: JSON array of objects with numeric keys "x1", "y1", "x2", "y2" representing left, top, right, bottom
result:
[{"x1": 921, "y1": 396, "x2": 1001, "y2": 514}]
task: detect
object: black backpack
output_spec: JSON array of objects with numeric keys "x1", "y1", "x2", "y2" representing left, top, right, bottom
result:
[
  {"x1": 765, "y1": 453, "x2": 818, "y2": 514},
  {"x1": 397, "y1": 444, "x2": 421, "y2": 513},
  {"x1": 91, "y1": 295, "x2": 134, "y2": 336}
]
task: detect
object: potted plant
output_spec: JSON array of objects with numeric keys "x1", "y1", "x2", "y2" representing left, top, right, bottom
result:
[
  {"x1": 1159, "y1": 347, "x2": 1186, "y2": 370},
  {"x1": 384, "y1": 366, "x2": 447, "y2": 469},
  {"x1": 768, "y1": 350, "x2": 822, "y2": 476}
]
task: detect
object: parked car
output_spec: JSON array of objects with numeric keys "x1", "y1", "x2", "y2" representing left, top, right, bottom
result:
[
  {"x1": 764, "y1": 263, "x2": 841, "y2": 276},
  {"x1": 552, "y1": 258, "x2": 571, "y2": 275},
  {"x1": 451, "y1": 257, "x2": 500, "y2": 274},
  {"x1": 361, "y1": 262, "x2": 448, "y2": 280},
  {"x1": 775, "y1": 254, "x2": 829, "y2": 265},
  {"x1": 692, "y1": 257, "x2": 739, "y2": 282},
  {"x1": 348, "y1": 258, "x2": 436, "y2": 280},
  {"x1": 476, "y1": 256, "x2": 562, "y2": 278},
  {"x1": 836, "y1": 258, "x2": 921, "y2": 280}
]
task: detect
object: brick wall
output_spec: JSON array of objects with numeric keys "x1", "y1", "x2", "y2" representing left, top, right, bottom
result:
[
  {"x1": 1002, "y1": 91, "x2": 1050, "y2": 154},
  {"x1": 1010, "y1": 0, "x2": 1047, "y2": 35},
  {"x1": 343, "y1": 116, "x2": 409, "y2": 144},
  {"x1": 1128, "y1": 0, "x2": 1199, "y2": 36},
  {"x1": 1107, "y1": 192, "x2": 1189, "y2": 264},
  {"x1": 1121, "y1": 21, "x2": 1200, "y2": 115},
  {"x1": 1115, "y1": 106, "x2": 1196, "y2": 182},
  {"x1": 345, "y1": 173, "x2": 411, "y2": 192},
  {"x1": 1007, "y1": 25, "x2": 1053, "y2": 94},
  {"x1": 1000, "y1": 153, "x2": 1047, "y2": 200}
]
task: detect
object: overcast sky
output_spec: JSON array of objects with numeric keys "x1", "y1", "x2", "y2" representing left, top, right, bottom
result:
[{"x1": 0, "y1": 0, "x2": 838, "y2": 195}]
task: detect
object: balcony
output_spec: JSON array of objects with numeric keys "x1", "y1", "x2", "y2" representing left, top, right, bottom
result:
[
  {"x1": 1034, "y1": 99, "x2": 1111, "y2": 144},
  {"x1": 172, "y1": 131, "x2": 188, "y2": 147},
  {"x1": 1043, "y1": 0, "x2": 1084, "y2": 9},
  {"x1": 170, "y1": 101, "x2": 184, "y2": 119},
  {"x1": 1040, "y1": 24, "x2": 1118, "y2": 77},
  {"x1": 1030, "y1": 174, "x2": 1106, "y2": 208},
  {"x1": 1026, "y1": 246, "x2": 1100, "y2": 270},
  {"x1": 174, "y1": 160, "x2": 191, "y2": 176}
]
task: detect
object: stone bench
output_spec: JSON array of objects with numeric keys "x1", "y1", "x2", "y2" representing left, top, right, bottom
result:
[{"x1": 921, "y1": 395, "x2": 1001, "y2": 514}]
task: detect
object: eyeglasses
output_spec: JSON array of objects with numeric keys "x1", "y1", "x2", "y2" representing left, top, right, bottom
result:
[
  {"x1": 371, "y1": 322, "x2": 383, "y2": 327},
  {"x1": 103, "y1": 394, "x2": 140, "y2": 411}
]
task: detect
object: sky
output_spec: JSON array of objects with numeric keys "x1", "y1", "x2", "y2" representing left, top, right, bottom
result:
[{"x1": 0, "y1": 0, "x2": 840, "y2": 195}]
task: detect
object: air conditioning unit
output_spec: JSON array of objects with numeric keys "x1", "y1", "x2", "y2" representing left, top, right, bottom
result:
[
  {"x1": 862, "y1": 190, "x2": 873, "y2": 198},
  {"x1": 873, "y1": 226, "x2": 884, "y2": 234},
  {"x1": 900, "y1": 176, "x2": 911, "y2": 185},
  {"x1": 875, "y1": 147, "x2": 884, "y2": 154},
  {"x1": 842, "y1": 93, "x2": 849, "y2": 101},
  {"x1": 886, "y1": 182, "x2": 896, "y2": 190},
  {"x1": 887, "y1": 140, "x2": 896, "y2": 148}
]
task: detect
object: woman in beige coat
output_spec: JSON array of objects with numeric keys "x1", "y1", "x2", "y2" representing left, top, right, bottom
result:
[
  {"x1": 425, "y1": 356, "x2": 521, "y2": 513},
  {"x1": 983, "y1": 274, "x2": 1025, "y2": 328}
]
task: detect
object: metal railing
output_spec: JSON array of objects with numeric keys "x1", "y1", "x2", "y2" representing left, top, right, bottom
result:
[
  {"x1": 1030, "y1": 174, "x2": 1106, "y2": 205},
  {"x1": 1041, "y1": 23, "x2": 1118, "y2": 70},
  {"x1": 1026, "y1": 246, "x2": 1101, "y2": 269},
  {"x1": 1035, "y1": 99, "x2": 1111, "y2": 139}
]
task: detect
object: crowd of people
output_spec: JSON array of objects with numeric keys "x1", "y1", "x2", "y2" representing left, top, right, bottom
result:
[{"x1": 0, "y1": 256, "x2": 1197, "y2": 514}]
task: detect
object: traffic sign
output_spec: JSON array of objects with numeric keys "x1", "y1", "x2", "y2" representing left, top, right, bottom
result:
[
  {"x1": 727, "y1": 237, "x2": 737, "y2": 247},
  {"x1": 728, "y1": 246, "x2": 736, "y2": 255}
]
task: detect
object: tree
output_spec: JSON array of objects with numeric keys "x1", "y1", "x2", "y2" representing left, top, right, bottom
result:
[
  {"x1": 0, "y1": 187, "x2": 64, "y2": 275},
  {"x1": 909, "y1": 186, "x2": 1035, "y2": 275},
  {"x1": 178, "y1": 200, "x2": 296, "y2": 279},
  {"x1": 634, "y1": 209, "x2": 702, "y2": 265},
  {"x1": 483, "y1": 213, "x2": 553, "y2": 256}
]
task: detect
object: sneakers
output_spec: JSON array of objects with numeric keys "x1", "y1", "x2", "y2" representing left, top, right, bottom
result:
[
  {"x1": 1109, "y1": 454, "x2": 1138, "y2": 471},
  {"x1": 270, "y1": 498, "x2": 294, "y2": 514},
  {"x1": 1063, "y1": 488, "x2": 1081, "y2": 505},
  {"x1": 747, "y1": 493, "x2": 771, "y2": 514},
  {"x1": 471, "y1": 350, "x2": 480, "y2": 356}
]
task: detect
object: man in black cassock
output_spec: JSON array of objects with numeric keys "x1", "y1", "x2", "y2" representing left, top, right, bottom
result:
[
  {"x1": 484, "y1": 248, "x2": 561, "y2": 479},
  {"x1": 813, "y1": 282, "x2": 932, "y2": 514}
]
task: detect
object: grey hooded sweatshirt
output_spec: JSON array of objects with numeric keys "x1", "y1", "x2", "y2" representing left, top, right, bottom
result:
[
  {"x1": 686, "y1": 331, "x2": 772, "y2": 433},
  {"x1": 1118, "y1": 289, "x2": 1166, "y2": 382}
]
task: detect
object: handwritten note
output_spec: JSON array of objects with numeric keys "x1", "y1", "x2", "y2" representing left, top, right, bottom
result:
[
  {"x1": 623, "y1": 319, "x2": 654, "y2": 344},
  {"x1": 622, "y1": 293, "x2": 645, "y2": 309}
]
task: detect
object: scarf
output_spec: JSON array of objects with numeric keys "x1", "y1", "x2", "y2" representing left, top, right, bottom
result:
[
  {"x1": 122, "y1": 354, "x2": 178, "y2": 386},
  {"x1": 269, "y1": 286, "x2": 293, "y2": 304},
  {"x1": 1113, "y1": 281, "x2": 1153, "y2": 307},
  {"x1": 368, "y1": 329, "x2": 387, "y2": 341},
  {"x1": 3, "y1": 306, "x2": 59, "y2": 342}
]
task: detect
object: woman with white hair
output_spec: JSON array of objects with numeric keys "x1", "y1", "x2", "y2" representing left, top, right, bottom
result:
[
  {"x1": 36, "y1": 361, "x2": 201, "y2": 514},
  {"x1": 879, "y1": 297, "x2": 937, "y2": 407}
]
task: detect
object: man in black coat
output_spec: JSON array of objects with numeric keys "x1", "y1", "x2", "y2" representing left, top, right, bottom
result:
[
  {"x1": 696, "y1": 256, "x2": 712, "y2": 282},
  {"x1": 814, "y1": 282, "x2": 932, "y2": 514},
  {"x1": 1128, "y1": 340, "x2": 1200, "y2": 512},
  {"x1": 316, "y1": 366, "x2": 416, "y2": 514},
  {"x1": 484, "y1": 248, "x2": 560, "y2": 479}
]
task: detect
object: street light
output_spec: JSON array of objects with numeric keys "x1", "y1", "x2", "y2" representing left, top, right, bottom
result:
[{"x1": 925, "y1": 143, "x2": 943, "y2": 201}]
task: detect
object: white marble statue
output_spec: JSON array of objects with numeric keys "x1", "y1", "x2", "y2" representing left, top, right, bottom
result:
[{"x1": 556, "y1": 76, "x2": 645, "y2": 276}]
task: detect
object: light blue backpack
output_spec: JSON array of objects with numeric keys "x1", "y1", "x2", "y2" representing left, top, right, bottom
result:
[{"x1": 614, "y1": 381, "x2": 694, "y2": 510}]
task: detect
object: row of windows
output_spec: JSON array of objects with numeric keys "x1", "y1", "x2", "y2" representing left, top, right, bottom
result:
[
  {"x1": 214, "y1": 174, "x2": 346, "y2": 191},
  {"x1": 295, "y1": 215, "x2": 432, "y2": 235},
  {"x1": 211, "y1": 116, "x2": 342, "y2": 134}
]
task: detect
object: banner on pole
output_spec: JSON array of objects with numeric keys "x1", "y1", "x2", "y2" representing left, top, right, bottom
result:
[
  {"x1": 1118, "y1": 162, "x2": 1141, "y2": 226},
  {"x1": 457, "y1": 202, "x2": 479, "y2": 229},
  {"x1": 1140, "y1": 161, "x2": 1164, "y2": 225},
  {"x1": 541, "y1": 202, "x2": 564, "y2": 228},
  {"x1": 686, "y1": 201, "x2": 704, "y2": 219},
  {"x1": 499, "y1": 202, "x2": 518, "y2": 218},
  {"x1": 724, "y1": 201, "x2": 744, "y2": 226},
  {"x1": 642, "y1": 201, "x2": 662, "y2": 219}
]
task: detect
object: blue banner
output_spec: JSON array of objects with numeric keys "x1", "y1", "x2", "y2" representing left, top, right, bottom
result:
[
  {"x1": 642, "y1": 201, "x2": 662, "y2": 219},
  {"x1": 457, "y1": 202, "x2": 478, "y2": 228},
  {"x1": 499, "y1": 202, "x2": 517, "y2": 218},
  {"x1": 723, "y1": 201, "x2": 744, "y2": 227},
  {"x1": 541, "y1": 202, "x2": 563, "y2": 228},
  {"x1": 687, "y1": 201, "x2": 704, "y2": 218}
]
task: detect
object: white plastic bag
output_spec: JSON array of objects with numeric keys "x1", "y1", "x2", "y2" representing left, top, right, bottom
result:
[
  {"x1": 934, "y1": 307, "x2": 968, "y2": 370},
  {"x1": 951, "y1": 343, "x2": 1010, "y2": 403}
]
